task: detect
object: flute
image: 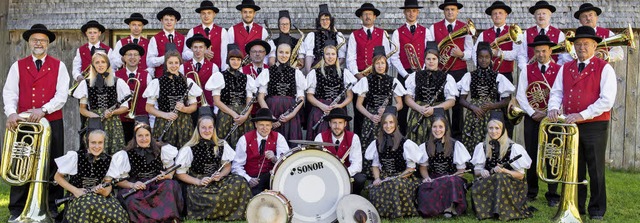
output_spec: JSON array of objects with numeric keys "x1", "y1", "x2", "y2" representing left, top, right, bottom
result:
[
  {"x1": 121, "y1": 164, "x2": 181, "y2": 198},
  {"x1": 366, "y1": 169, "x2": 416, "y2": 189}
]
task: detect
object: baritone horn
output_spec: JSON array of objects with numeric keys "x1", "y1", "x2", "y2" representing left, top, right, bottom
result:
[
  {"x1": 491, "y1": 24, "x2": 522, "y2": 71},
  {"x1": 1, "y1": 113, "x2": 53, "y2": 222},
  {"x1": 537, "y1": 116, "x2": 587, "y2": 223},
  {"x1": 404, "y1": 43, "x2": 422, "y2": 72},
  {"x1": 125, "y1": 76, "x2": 141, "y2": 119},
  {"x1": 596, "y1": 24, "x2": 636, "y2": 62},
  {"x1": 438, "y1": 19, "x2": 476, "y2": 73}
]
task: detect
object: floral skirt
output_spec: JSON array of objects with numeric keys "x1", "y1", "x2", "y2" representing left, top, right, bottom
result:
[
  {"x1": 88, "y1": 108, "x2": 126, "y2": 155},
  {"x1": 267, "y1": 96, "x2": 303, "y2": 147},
  {"x1": 406, "y1": 101, "x2": 432, "y2": 146},
  {"x1": 416, "y1": 174, "x2": 467, "y2": 217},
  {"x1": 306, "y1": 98, "x2": 332, "y2": 140},
  {"x1": 118, "y1": 179, "x2": 184, "y2": 223},
  {"x1": 471, "y1": 173, "x2": 532, "y2": 221},
  {"x1": 153, "y1": 112, "x2": 193, "y2": 148},
  {"x1": 360, "y1": 106, "x2": 380, "y2": 179},
  {"x1": 185, "y1": 174, "x2": 252, "y2": 221},
  {"x1": 461, "y1": 97, "x2": 493, "y2": 152},
  {"x1": 217, "y1": 104, "x2": 254, "y2": 148},
  {"x1": 66, "y1": 193, "x2": 128, "y2": 223},
  {"x1": 368, "y1": 174, "x2": 421, "y2": 219}
]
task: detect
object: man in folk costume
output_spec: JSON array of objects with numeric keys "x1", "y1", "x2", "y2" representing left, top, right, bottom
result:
[
  {"x1": 313, "y1": 108, "x2": 366, "y2": 195},
  {"x1": 574, "y1": 3, "x2": 625, "y2": 63},
  {"x1": 233, "y1": 108, "x2": 290, "y2": 195},
  {"x1": 303, "y1": 4, "x2": 347, "y2": 74},
  {"x1": 273, "y1": 10, "x2": 304, "y2": 68},
  {"x1": 517, "y1": 1, "x2": 568, "y2": 69},
  {"x1": 181, "y1": 34, "x2": 220, "y2": 124},
  {"x1": 516, "y1": 34, "x2": 560, "y2": 206},
  {"x1": 147, "y1": 7, "x2": 188, "y2": 78},
  {"x1": 3, "y1": 24, "x2": 70, "y2": 221},
  {"x1": 184, "y1": 0, "x2": 229, "y2": 70},
  {"x1": 115, "y1": 43, "x2": 152, "y2": 143},
  {"x1": 227, "y1": 0, "x2": 275, "y2": 65},
  {"x1": 72, "y1": 20, "x2": 112, "y2": 82},
  {"x1": 429, "y1": 0, "x2": 473, "y2": 140},
  {"x1": 548, "y1": 26, "x2": 617, "y2": 220},
  {"x1": 111, "y1": 13, "x2": 150, "y2": 71},
  {"x1": 242, "y1": 39, "x2": 270, "y2": 116}
]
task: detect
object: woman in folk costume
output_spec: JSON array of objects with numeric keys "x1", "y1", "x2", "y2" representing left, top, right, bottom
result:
[
  {"x1": 73, "y1": 51, "x2": 131, "y2": 154},
  {"x1": 143, "y1": 48, "x2": 202, "y2": 147},
  {"x1": 53, "y1": 130, "x2": 128, "y2": 223},
  {"x1": 364, "y1": 106, "x2": 424, "y2": 219},
  {"x1": 175, "y1": 115, "x2": 251, "y2": 220},
  {"x1": 470, "y1": 111, "x2": 532, "y2": 221},
  {"x1": 207, "y1": 44, "x2": 256, "y2": 147},
  {"x1": 256, "y1": 37, "x2": 306, "y2": 145},
  {"x1": 405, "y1": 41, "x2": 458, "y2": 146},
  {"x1": 107, "y1": 123, "x2": 183, "y2": 222},
  {"x1": 457, "y1": 42, "x2": 514, "y2": 151},
  {"x1": 415, "y1": 108, "x2": 470, "y2": 218},
  {"x1": 305, "y1": 40, "x2": 356, "y2": 140}
]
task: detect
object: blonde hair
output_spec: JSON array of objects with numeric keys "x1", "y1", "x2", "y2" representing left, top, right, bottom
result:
[
  {"x1": 183, "y1": 116, "x2": 220, "y2": 156},
  {"x1": 484, "y1": 119, "x2": 513, "y2": 159},
  {"x1": 319, "y1": 45, "x2": 342, "y2": 77},
  {"x1": 88, "y1": 52, "x2": 115, "y2": 87}
]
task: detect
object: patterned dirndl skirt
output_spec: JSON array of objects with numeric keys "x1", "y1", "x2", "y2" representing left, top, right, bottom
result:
[
  {"x1": 306, "y1": 98, "x2": 331, "y2": 140},
  {"x1": 118, "y1": 179, "x2": 184, "y2": 222},
  {"x1": 153, "y1": 112, "x2": 193, "y2": 148},
  {"x1": 406, "y1": 101, "x2": 432, "y2": 146},
  {"x1": 461, "y1": 97, "x2": 493, "y2": 152},
  {"x1": 216, "y1": 104, "x2": 254, "y2": 148},
  {"x1": 471, "y1": 173, "x2": 532, "y2": 221},
  {"x1": 267, "y1": 96, "x2": 303, "y2": 146},
  {"x1": 88, "y1": 108, "x2": 126, "y2": 155},
  {"x1": 66, "y1": 193, "x2": 128, "y2": 223},
  {"x1": 416, "y1": 174, "x2": 468, "y2": 217},
  {"x1": 185, "y1": 174, "x2": 252, "y2": 220},
  {"x1": 368, "y1": 174, "x2": 421, "y2": 219},
  {"x1": 360, "y1": 106, "x2": 380, "y2": 178}
]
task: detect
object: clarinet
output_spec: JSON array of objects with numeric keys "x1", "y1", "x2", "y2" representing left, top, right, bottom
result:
[
  {"x1": 311, "y1": 83, "x2": 354, "y2": 131},
  {"x1": 411, "y1": 82, "x2": 446, "y2": 133},
  {"x1": 101, "y1": 94, "x2": 132, "y2": 121},
  {"x1": 366, "y1": 169, "x2": 416, "y2": 189},
  {"x1": 274, "y1": 98, "x2": 304, "y2": 128},
  {"x1": 372, "y1": 83, "x2": 398, "y2": 130},
  {"x1": 121, "y1": 164, "x2": 182, "y2": 198},
  {"x1": 222, "y1": 94, "x2": 257, "y2": 142},
  {"x1": 158, "y1": 83, "x2": 194, "y2": 142},
  {"x1": 490, "y1": 154, "x2": 523, "y2": 174},
  {"x1": 55, "y1": 177, "x2": 126, "y2": 206},
  {"x1": 204, "y1": 161, "x2": 230, "y2": 186}
]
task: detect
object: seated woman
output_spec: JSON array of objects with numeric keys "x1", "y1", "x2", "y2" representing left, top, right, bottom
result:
[
  {"x1": 54, "y1": 130, "x2": 128, "y2": 222},
  {"x1": 470, "y1": 111, "x2": 532, "y2": 221},
  {"x1": 175, "y1": 115, "x2": 251, "y2": 220},
  {"x1": 106, "y1": 123, "x2": 183, "y2": 222},
  {"x1": 364, "y1": 107, "x2": 424, "y2": 219},
  {"x1": 416, "y1": 108, "x2": 470, "y2": 218}
]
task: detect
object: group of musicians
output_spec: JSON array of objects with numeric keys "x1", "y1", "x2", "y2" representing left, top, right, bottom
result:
[{"x1": 3, "y1": 0, "x2": 619, "y2": 222}]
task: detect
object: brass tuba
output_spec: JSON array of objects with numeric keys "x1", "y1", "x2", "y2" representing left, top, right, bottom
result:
[
  {"x1": 596, "y1": 24, "x2": 636, "y2": 62},
  {"x1": 404, "y1": 43, "x2": 422, "y2": 72},
  {"x1": 537, "y1": 116, "x2": 587, "y2": 223},
  {"x1": 491, "y1": 24, "x2": 522, "y2": 71},
  {"x1": 1, "y1": 113, "x2": 53, "y2": 222},
  {"x1": 438, "y1": 19, "x2": 476, "y2": 73},
  {"x1": 125, "y1": 76, "x2": 141, "y2": 120}
]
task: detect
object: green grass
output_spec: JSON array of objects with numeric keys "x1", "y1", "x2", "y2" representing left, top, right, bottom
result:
[{"x1": 1, "y1": 169, "x2": 639, "y2": 222}]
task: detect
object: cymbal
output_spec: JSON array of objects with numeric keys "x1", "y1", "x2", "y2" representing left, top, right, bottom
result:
[
  {"x1": 288, "y1": 140, "x2": 337, "y2": 147},
  {"x1": 336, "y1": 194, "x2": 380, "y2": 223}
]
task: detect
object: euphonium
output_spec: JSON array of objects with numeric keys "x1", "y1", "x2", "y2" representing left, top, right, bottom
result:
[
  {"x1": 537, "y1": 116, "x2": 587, "y2": 223},
  {"x1": 596, "y1": 24, "x2": 636, "y2": 62},
  {"x1": 404, "y1": 43, "x2": 422, "y2": 72},
  {"x1": 68, "y1": 66, "x2": 91, "y2": 95},
  {"x1": 289, "y1": 23, "x2": 305, "y2": 67},
  {"x1": 1, "y1": 113, "x2": 53, "y2": 222},
  {"x1": 491, "y1": 24, "x2": 523, "y2": 71},
  {"x1": 125, "y1": 76, "x2": 141, "y2": 119},
  {"x1": 358, "y1": 30, "x2": 398, "y2": 77},
  {"x1": 438, "y1": 19, "x2": 476, "y2": 73}
]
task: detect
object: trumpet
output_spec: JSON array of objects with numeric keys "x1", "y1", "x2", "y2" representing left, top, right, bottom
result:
[
  {"x1": 404, "y1": 43, "x2": 422, "y2": 72},
  {"x1": 68, "y1": 66, "x2": 91, "y2": 95},
  {"x1": 438, "y1": 19, "x2": 476, "y2": 73},
  {"x1": 125, "y1": 76, "x2": 141, "y2": 119},
  {"x1": 289, "y1": 23, "x2": 305, "y2": 67},
  {"x1": 491, "y1": 24, "x2": 522, "y2": 71},
  {"x1": 596, "y1": 24, "x2": 636, "y2": 62},
  {"x1": 358, "y1": 30, "x2": 398, "y2": 77}
]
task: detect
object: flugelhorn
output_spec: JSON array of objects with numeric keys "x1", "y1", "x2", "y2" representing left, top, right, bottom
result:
[
  {"x1": 68, "y1": 66, "x2": 91, "y2": 95},
  {"x1": 289, "y1": 23, "x2": 305, "y2": 67},
  {"x1": 491, "y1": 24, "x2": 522, "y2": 71},
  {"x1": 596, "y1": 24, "x2": 636, "y2": 62},
  {"x1": 125, "y1": 76, "x2": 141, "y2": 119},
  {"x1": 438, "y1": 19, "x2": 476, "y2": 73},
  {"x1": 404, "y1": 43, "x2": 422, "y2": 72}
]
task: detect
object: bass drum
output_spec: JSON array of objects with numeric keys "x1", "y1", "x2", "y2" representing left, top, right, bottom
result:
[
  {"x1": 271, "y1": 147, "x2": 351, "y2": 223},
  {"x1": 246, "y1": 190, "x2": 293, "y2": 223}
]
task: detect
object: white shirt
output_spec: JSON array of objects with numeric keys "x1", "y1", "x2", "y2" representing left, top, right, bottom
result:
[
  {"x1": 313, "y1": 132, "x2": 363, "y2": 176},
  {"x1": 146, "y1": 29, "x2": 191, "y2": 70},
  {"x1": 227, "y1": 22, "x2": 276, "y2": 61},
  {"x1": 142, "y1": 77, "x2": 203, "y2": 105},
  {"x1": 232, "y1": 132, "x2": 290, "y2": 181},
  {"x1": 390, "y1": 22, "x2": 434, "y2": 78},
  {"x1": 405, "y1": 72, "x2": 459, "y2": 100},
  {"x1": 364, "y1": 139, "x2": 424, "y2": 169},
  {"x1": 547, "y1": 56, "x2": 617, "y2": 120},
  {"x1": 106, "y1": 145, "x2": 179, "y2": 179},
  {"x1": 72, "y1": 42, "x2": 114, "y2": 79},
  {"x1": 472, "y1": 24, "x2": 523, "y2": 68},
  {"x1": 417, "y1": 140, "x2": 471, "y2": 169},
  {"x1": 205, "y1": 70, "x2": 257, "y2": 97},
  {"x1": 346, "y1": 26, "x2": 391, "y2": 75},
  {"x1": 352, "y1": 76, "x2": 407, "y2": 97},
  {"x1": 303, "y1": 31, "x2": 347, "y2": 59},
  {"x1": 517, "y1": 25, "x2": 567, "y2": 69},
  {"x1": 124, "y1": 67, "x2": 154, "y2": 86},
  {"x1": 427, "y1": 20, "x2": 474, "y2": 62},
  {"x1": 255, "y1": 67, "x2": 307, "y2": 98},
  {"x1": 183, "y1": 23, "x2": 230, "y2": 70},
  {"x1": 3, "y1": 55, "x2": 70, "y2": 117},
  {"x1": 72, "y1": 76, "x2": 132, "y2": 108},
  {"x1": 175, "y1": 140, "x2": 236, "y2": 174},
  {"x1": 305, "y1": 69, "x2": 357, "y2": 94},
  {"x1": 178, "y1": 58, "x2": 220, "y2": 77},
  {"x1": 516, "y1": 61, "x2": 553, "y2": 116},
  {"x1": 457, "y1": 72, "x2": 515, "y2": 98},
  {"x1": 470, "y1": 142, "x2": 532, "y2": 174}
]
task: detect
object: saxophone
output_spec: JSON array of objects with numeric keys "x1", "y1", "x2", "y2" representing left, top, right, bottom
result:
[{"x1": 289, "y1": 23, "x2": 305, "y2": 67}]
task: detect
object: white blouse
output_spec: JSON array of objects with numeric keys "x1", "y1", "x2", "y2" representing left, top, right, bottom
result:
[
  {"x1": 106, "y1": 145, "x2": 179, "y2": 179},
  {"x1": 352, "y1": 76, "x2": 407, "y2": 97},
  {"x1": 204, "y1": 71, "x2": 257, "y2": 96},
  {"x1": 364, "y1": 139, "x2": 425, "y2": 169},
  {"x1": 72, "y1": 77, "x2": 132, "y2": 108},
  {"x1": 54, "y1": 151, "x2": 80, "y2": 175},
  {"x1": 405, "y1": 73, "x2": 459, "y2": 100},
  {"x1": 255, "y1": 68, "x2": 307, "y2": 98},
  {"x1": 142, "y1": 77, "x2": 203, "y2": 105},
  {"x1": 456, "y1": 72, "x2": 515, "y2": 98},
  {"x1": 175, "y1": 141, "x2": 236, "y2": 174},
  {"x1": 470, "y1": 142, "x2": 532, "y2": 174},
  {"x1": 305, "y1": 69, "x2": 357, "y2": 94},
  {"x1": 418, "y1": 140, "x2": 471, "y2": 169}
]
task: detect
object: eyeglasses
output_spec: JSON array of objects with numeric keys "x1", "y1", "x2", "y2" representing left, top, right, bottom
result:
[
  {"x1": 125, "y1": 53, "x2": 141, "y2": 57},
  {"x1": 279, "y1": 23, "x2": 290, "y2": 26},
  {"x1": 29, "y1": 38, "x2": 49, "y2": 44},
  {"x1": 250, "y1": 50, "x2": 266, "y2": 54}
]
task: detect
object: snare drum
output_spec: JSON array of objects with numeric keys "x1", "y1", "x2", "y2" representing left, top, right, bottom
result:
[
  {"x1": 271, "y1": 147, "x2": 351, "y2": 223},
  {"x1": 246, "y1": 190, "x2": 293, "y2": 223}
]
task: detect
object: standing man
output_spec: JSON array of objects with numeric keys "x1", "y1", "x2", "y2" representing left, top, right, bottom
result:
[
  {"x1": 147, "y1": 7, "x2": 188, "y2": 78},
  {"x1": 547, "y1": 26, "x2": 617, "y2": 220},
  {"x1": 72, "y1": 20, "x2": 112, "y2": 82},
  {"x1": 115, "y1": 43, "x2": 152, "y2": 142},
  {"x1": 429, "y1": 0, "x2": 473, "y2": 140},
  {"x1": 112, "y1": 13, "x2": 150, "y2": 70},
  {"x1": 3, "y1": 24, "x2": 70, "y2": 221},
  {"x1": 181, "y1": 34, "x2": 220, "y2": 123},
  {"x1": 227, "y1": 0, "x2": 275, "y2": 65},
  {"x1": 184, "y1": 0, "x2": 229, "y2": 70},
  {"x1": 518, "y1": 1, "x2": 567, "y2": 69},
  {"x1": 303, "y1": 4, "x2": 347, "y2": 74},
  {"x1": 574, "y1": 3, "x2": 624, "y2": 63}
]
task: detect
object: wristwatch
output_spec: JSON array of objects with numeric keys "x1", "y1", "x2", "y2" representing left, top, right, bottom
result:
[{"x1": 41, "y1": 107, "x2": 48, "y2": 114}]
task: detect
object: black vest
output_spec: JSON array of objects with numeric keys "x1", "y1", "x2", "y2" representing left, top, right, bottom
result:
[
  {"x1": 314, "y1": 67, "x2": 344, "y2": 100},
  {"x1": 158, "y1": 75, "x2": 188, "y2": 112},
  {"x1": 267, "y1": 64, "x2": 296, "y2": 97},
  {"x1": 69, "y1": 151, "x2": 111, "y2": 188},
  {"x1": 414, "y1": 70, "x2": 447, "y2": 102},
  {"x1": 127, "y1": 148, "x2": 163, "y2": 181},
  {"x1": 189, "y1": 140, "x2": 223, "y2": 176},
  {"x1": 87, "y1": 79, "x2": 118, "y2": 110},
  {"x1": 484, "y1": 144, "x2": 514, "y2": 171},
  {"x1": 220, "y1": 70, "x2": 248, "y2": 106},
  {"x1": 470, "y1": 69, "x2": 499, "y2": 100},
  {"x1": 363, "y1": 74, "x2": 394, "y2": 109},
  {"x1": 313, "y1": 30, "x2": 338, "y2": 60},
  {"x1": 378, "y1": 138, "x2": 408, "y2": 175}
]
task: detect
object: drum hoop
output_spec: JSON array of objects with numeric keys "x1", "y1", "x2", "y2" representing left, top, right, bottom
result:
[{"x1": 246, "y1": 190, "x2": 293, "y2": 223}]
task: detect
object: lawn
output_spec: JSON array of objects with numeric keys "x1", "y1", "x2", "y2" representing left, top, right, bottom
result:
[{"x1": 1, "y1": 169, "x2": 639, "y2": 222}]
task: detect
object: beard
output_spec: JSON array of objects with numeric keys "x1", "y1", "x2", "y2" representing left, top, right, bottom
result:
[{"x1": 331, "y1": 128, "x2": 344, "y2": 138}]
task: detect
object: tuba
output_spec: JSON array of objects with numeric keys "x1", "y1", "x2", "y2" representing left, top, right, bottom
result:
[
  {"x1": 596, "y1": 24, "x2": 636, "y2": 62},
  {"x1": 358, "y1": 30, "x2": 398, "y2": 77},
  {"x1": 125, "y1": 76, "x2": 141, "y2": 120},
  {"x1": 1, "y1": 113, "x2": 53, "y2": 222},
  {"x1": 438, "y1": 19, "x2": 476, "y2": 73},
  {"x1": 491, "y1": 24, "x2": 523, "y2": 71},
  {"x1": 537, "y1": 116, "x2": 587, "y2": 223},
  {"x1": 404, "y1": 43, "x2": 422, "y2": 72}
]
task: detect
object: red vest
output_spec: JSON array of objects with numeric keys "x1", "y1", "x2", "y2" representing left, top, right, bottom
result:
[
  {"x1": 595, "y1": 27, "x2": 612, "y2": 51},
  {"x1": 353, "y1": 27, "x2": 385, "y2": 71},
  {"x1": 526, "y1": 26, "x2": 561, "y2": 62},
  {"x1": 79, "y1": 42, "x2": 111, "y2": 73},
  {"x1": 562, "y1": 58, "x2": 610, "y2": 123},
  {"x1": 433, "y1": 20, "x2": 468, "y2": 71},
  {"x1": 17, "y1": 56, "x2": 63, "y2": 121},
  {"x1": 193, "y1": 24, "x2": 224, "y2": 68},
  {"x1": 242, "y1": 63, "x2": 268, "y2": 115},
  {"x1": 243, "y1": 130, "x2": 279, "y2": 177},
  {"x1": 152, "y1": 31, "x2": 186, "y2": 78},
  {"x1": 320, "y1": 130, "x2": 355, "y2": 167},
  {"x1": 526, "y1": 62, "x2": 560, "y2": 109},
  {"x1": 397, "y1": 24, "x2": 426, "y2": 70},
  {"x1": 115, "y1": 67, "x2": 149, "y2": 122},
  {"x1": 233, "y1": 23, "x2": 264, "y2": 56},
  {"x1": 184, "y1": 59, "x2": 215, "y2": 105},
  {"x1": 119, "y1": 36, "x2": 149, "y2": 70},
  {"x1": 483, "y1": 26, "x2": 514, "y2": 73}
]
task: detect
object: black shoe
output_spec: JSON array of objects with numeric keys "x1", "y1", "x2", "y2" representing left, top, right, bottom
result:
[
  {"x1": 548, "y1": 200, "x2": 559, "y2": 207},
  {"x1": 527, "y1": 196, "x2": 537, "y2": 202},
  {"x1": 527, "y1": 206, "x2": 539, "y2": 212},
  {"x1": 590, "y1": 215, "x2": 604, "y2": 220},
  {"x1": 8, "y1": 215, "x2": 18, "y2": 223}
]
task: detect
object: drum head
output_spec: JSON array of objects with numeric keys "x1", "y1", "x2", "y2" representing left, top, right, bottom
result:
[
  {"x1": 246, "y1": 191, "x2": 292, "y2": 223},
  {"x1": 336, "y1": 195, "x2": 381, "y2": 223},
  {"x1": 272, "y1": 148, "x2": 351, "y2": 223}
]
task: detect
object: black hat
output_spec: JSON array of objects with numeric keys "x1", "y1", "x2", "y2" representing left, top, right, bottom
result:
[
  {"x1": 157, "y1": 7, "x2": 182, "y2": 21},
  {"x1": 477, "y1": 41, "x2": 491, "y2": 51},
  {"x1": 438, "y1": 0, "x2": 463, "y2": 10},
  {"x1": 22, "y1": 24, "x2": 56, "y2": 42},
  {"x1": 227, "y1": 43, "x2": 244, "y2": 60},
  {"x1": 279, "y1": 10, "x2": 290, "y2": 20},
  {"x1": 228, "y1": 43, "x2": 240, "y2": 52},
  {"x1": 425, "y1": 41, "x2": 438, "y2": 53},
  {"x1": 383, "y1": 106, "x2": 397, "y2": 116},
  {"x1": 528, "y1": 1, "x2": 556, "y2": 15},
  {"x1": 252, "y1": 108, "x2": 277, "y2": 122},
  {"x1": 323, "y1": 108, "x2": 353, "y2": 121},
  {"x1": 528, "y1": 34, "x2": 556, "y2": 48},
  {"x1": 87, "y1": 117, "x2": 104, "y2": 131},
  {"x1": 236, "y1": 0, "x2": 261, "y2": 11},
  {"x1": 164, "y1": 42, "x2": 178, "y2": 54},
  {"x1": 318, "y1": 4, "x2": 331, "y2": 17},
  {"x1": 324, "y1": 39, "x2": 337, "y2": 48},
  {"x1": 93, "y1": 48, "x2": 108, "y2": 56},
  {"x1": 485, "y1": 1, "x2": 512, "y2": 15},
  {"x1": 573, "y1": 3, "x2": 602, "y2": 19},
  {"x1": 373, "y1": 45, "x2": 386, "y2": 57},
  {"x1": 355, "y1": 3, "x2": 381, "y2": 17},
  {"x1": 119, "y1": 43, "x2": 145, "y2": 56},
  {"x1": 81, "y1": 20, "x2": 106, "y2": 34},
  {"x1": 568, "y1": 26, "x2": 603, "y2": 43},
  {"x1": 245, "y1": 39, "x2": 271, "y2": 55},
  {"x1": 432, "y1": 108, "x2": 446, "y2": 119},
  {"x1": 276, "y1": 35, "x2": 293, "y2": 48},
  {"x1": 489, "y1": 110, "x2": 504, "y2": 123},
  {"x1": 124, "y1": 13, "x2": 149, "y2": 25},
  {"x1": 400, "y1": 0, "x2": 423, "y2": 9},
  {"x1": 196, "y1": 0, "x2": 220, "y2": 13},
  {"x1": 187, "y1": 33, "x2": 212, "y2": 48}
]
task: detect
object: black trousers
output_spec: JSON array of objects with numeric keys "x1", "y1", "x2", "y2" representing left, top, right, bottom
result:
[
  {"x1": 448, "y1": 69, "x2": 467, "y2": 140},
  {"x1": 576, "y1": 121, "x2": 609, "y2": 217},
  {"x1": 523, "y1": 116, "x2": 559, "y2": 201},
  {"x1": 352, "y1": 173, "x2": 367, "y2": 196},
  {"x1": 397, "y1": 71, "x2": 410, "y2": 135},
  {"x1": 250, "y1": 172, "x2": 272, "y2": 196}
]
